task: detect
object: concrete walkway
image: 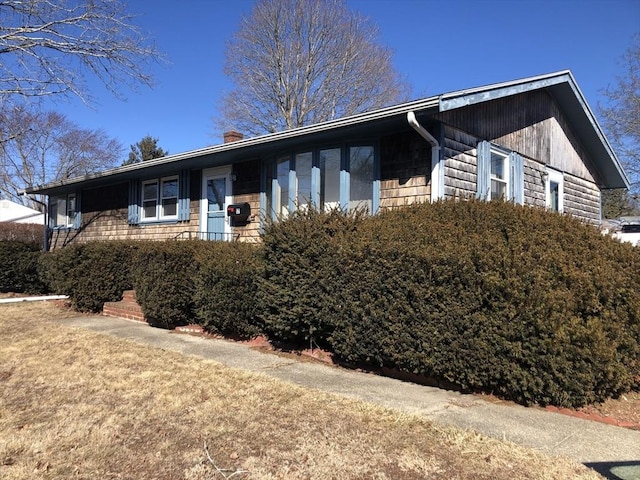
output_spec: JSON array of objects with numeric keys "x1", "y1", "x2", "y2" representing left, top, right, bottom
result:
[{"x1": 57, "y1": 315, "x2": 640, "y2": 479}]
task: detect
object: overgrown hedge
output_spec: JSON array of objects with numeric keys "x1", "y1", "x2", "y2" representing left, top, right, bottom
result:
[
  {"x1": 259, "y1": 201, "x2": 640, "y2": 407},
  {"x1": 0, "y1": 241, "x2": 47, "y2": 294},
  {"x1": 131, "y1": 241, "x2": 198, "y2": 329},
  {"x1": 0, "y1": 221, "x2": 43, "y2": 243},
  {"x1": 39, "y1": 241, "x2": 136, "y2": 312},
  {"x1": 27, "y1": 200, "x2": 640, "y2": 408},
  {"x1": 193, "y1": 241, "x2": 263, "y2": 338}
]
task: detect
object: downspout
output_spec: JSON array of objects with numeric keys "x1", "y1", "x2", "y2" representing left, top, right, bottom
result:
[{"x1": 407, "y1": 111, "x2": 442, "y2": 201}]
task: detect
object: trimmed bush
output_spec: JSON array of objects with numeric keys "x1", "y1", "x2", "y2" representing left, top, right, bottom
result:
[
  {"x1": 39, "y1": 241, "x2": 135, "y2": 312},
  {"x1": 0, "y1": 222, "x2": 43, "y2": 244},
  {"x1": 0, "y1": 241, "x2": 47, "y2": 293},
  {"x1": 257, "y1": 208, "x2": 364, "y2": 348},
  {"x1": 131, "y1": 241, "x2": 198, "y2": 329},
  {"x1": 193, "y1": 241, "x2": 263, "y2": 338},
  {"x1": 260, "y1": 200, "x2": 640, "y2": 407}
]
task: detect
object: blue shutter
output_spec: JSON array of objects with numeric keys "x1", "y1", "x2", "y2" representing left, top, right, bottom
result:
[
  {"x1": 128, "y1": 180, "x2": 140, "y2": 225},
  {"x1": 73, "y1": 192, "x2": 82, "y2": 229},
  {"x1": 178, "y1": 169, "x2": 191, "y2": 221},
  {"x1": 476, "y1": 141, "x2": 491, "y2": 199},
  {"x1": 509, "y1": 152, "x2": 524, "y2": 205}
]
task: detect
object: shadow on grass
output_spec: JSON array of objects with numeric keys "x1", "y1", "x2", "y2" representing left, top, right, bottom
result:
[{"x1": 584, "y1": 461, "x2": 640, "y2": 480}]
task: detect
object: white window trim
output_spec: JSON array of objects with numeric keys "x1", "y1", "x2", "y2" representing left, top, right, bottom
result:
[
  {"x1": 141, "y1": 175, "x2": 179, "y2": 222},
  {"x1": 545, "y1": 168, "x2": 564, "y2": 212},
  {"x1": 490, "y1": 148, "x2": 510, "y2": 201},
  {"x1": 200, "y1": 166, "x2": 233, "y2": 238},
  {"x1": 51, "y1": 193, "x2": 76, "y2": 228}
]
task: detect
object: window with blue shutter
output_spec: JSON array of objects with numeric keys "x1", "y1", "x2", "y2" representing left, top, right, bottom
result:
[
  {"x1": 476, "y1": 141, "x2": 524, "y2": 205},
  {"x1": 129, "y1": 171, "x2": 191, "y2": 224}
]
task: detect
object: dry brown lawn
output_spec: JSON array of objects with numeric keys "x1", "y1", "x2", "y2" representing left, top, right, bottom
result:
[{"x1": 0, "y1": 302, "x2": 601, "y2": 480}]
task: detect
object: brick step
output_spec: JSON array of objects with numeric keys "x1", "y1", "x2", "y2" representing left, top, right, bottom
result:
[
  {"x1": 102, "y1": 290, "x2": 146, "y2": 323},
  {"x1": 122, "y1": 290, "x2": 137, "y2": 302},
  {"x1": 103, "y1": 305, "x2": 146, "y2": 322}
]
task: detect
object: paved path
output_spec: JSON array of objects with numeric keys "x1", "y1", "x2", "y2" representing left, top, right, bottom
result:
[{"x1": 57, "y1": 315, "x2": 640, "y2": 479}]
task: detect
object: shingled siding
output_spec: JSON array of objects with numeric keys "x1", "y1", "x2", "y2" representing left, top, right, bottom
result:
[
  {"x1": 524, "y1": 157, "x2": 547, "y2": 208},
  {"x1": 564, "y1": 173, "x2": 601, "y2": 224},
  {"x1": 436, "y1": 90, "x2": 600, "y2": 185},
  {"x1": 442, "y1": 126, "x2": 477, "y2": 200},
  {"x1": 231, "y1": 159, "x2": 261, "y2": 241},
  {"x1": 379, "y1": 130, "x2": 432, "y2": 209},
  {"x1": 49, "y1": 180, "x2": 201, "y2": 249}
]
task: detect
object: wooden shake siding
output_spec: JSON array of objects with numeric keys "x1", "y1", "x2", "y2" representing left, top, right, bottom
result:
[
  {"x1": 231, "y1": 159, "x2": 261, "y2": 241},
  {"x1": 379, "y1": 130, "x2": 431, "y2": 209},
  {"x1": 524, "y1": 157, "x2": 546, "y2": 208},
  {"x1": 564, "y1": 174, "x2": 601, "y2": 223},
  {"x1": 442, "y1": 126, "x2": 477, "y2": 199},
  {"x1": 50, "y1": 175, "x2": 202, "y2": 249}
]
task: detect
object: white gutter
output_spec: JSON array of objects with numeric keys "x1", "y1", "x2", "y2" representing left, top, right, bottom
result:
[{"x1": 407, "y1": 111, "x2": 443, "y2": 201}]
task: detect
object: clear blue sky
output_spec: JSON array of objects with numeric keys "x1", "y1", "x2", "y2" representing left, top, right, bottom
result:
[{"x1": 43, "y1": 0, "x2": 640, "y2": 159}]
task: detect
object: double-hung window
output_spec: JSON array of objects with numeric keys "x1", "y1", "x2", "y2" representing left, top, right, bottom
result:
[
  {"x1": 477, "y1": 141, "x2": 524, "y2": 204},
  {"x1": 50, "y1": 193, "x2": 80, "y2": 228},
  {"x1": 141, "y1": 176, "x2": 179, "y2": 221},
  {"x1": 128, "y1": 170, "x2": 190, "y2": 225},
  {"x1": 490, "y1": 149, "x2": 509, "y2": 201}
]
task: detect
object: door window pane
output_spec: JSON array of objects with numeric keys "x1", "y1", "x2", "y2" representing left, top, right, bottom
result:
[
  {"x1": 550, "y1": 181, "x2": 559, "y2": 212},
  {"x1": 207, "y1": 178, "x2": 226, "y2": 211},
  {"x1": 320, "y1": 148, "x2": 340, "y2": 211},
  {"x1": 296, "y1": 152, "x2": 313, "y2": 208},
  {"x1": 349, "y1": 146, "x2": 374, "y2": 212}
]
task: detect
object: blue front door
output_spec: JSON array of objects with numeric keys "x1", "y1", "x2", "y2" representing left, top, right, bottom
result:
[{"x1": 202, "y1": 168, "x2": 231, "y2": 240}]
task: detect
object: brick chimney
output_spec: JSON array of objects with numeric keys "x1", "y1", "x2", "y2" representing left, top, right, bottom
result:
[{"x1": 223, "y1": 131, "x2": 244, "y2": 143}]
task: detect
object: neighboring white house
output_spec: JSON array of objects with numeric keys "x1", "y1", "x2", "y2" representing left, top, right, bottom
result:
[
  {"x1": 602, "y1": 216, "x2": 640, "y2": 247},
  {"x1": 0, "y1": 199, "x2": 45, "y2": 224}
]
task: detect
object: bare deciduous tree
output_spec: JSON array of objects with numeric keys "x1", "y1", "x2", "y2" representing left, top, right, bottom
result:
[
  {"x1": 0, "y1": 104, "x2": 122, "y2": 210},
  {"x1": 0, "y1": 0, "x2": 161, "y2": 103},
  {"x1": 599, "y1": 35, "x2": 640, "y2": 193},
  {"x1": 218, "y1": 0, "x2": 410, "y2": 135}
]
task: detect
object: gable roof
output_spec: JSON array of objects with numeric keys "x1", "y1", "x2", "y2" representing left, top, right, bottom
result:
[{"x1": 24, "y1": 70, "x2": 629, "y2": 196}]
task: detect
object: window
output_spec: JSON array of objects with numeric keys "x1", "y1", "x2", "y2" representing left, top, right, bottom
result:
[
  {"x1": 50, "y1": 193, "x2": 79, "y2": 228},
  {"x1": 490, "y1": 150, "x2": 509, "y2": 200},
  {"x1": 349, "y1": 146, "x2": 375, "y2": 212},
  {"x1": 545, "y1": 168, "x2": 564, "y2": 212},
  {"x1": 265, "y1": 144, "x2": 378, "y2": 219},
  {"x1": 476, "y1": 141, "x2": 524, "y2": 204},
  {"x1": 295, "y1": 152, "x2": 313, "y2": 208},
  {"x1": 129, "y1": 172, "x2": 190, "y2": 225},
  {"x1": 141, "y1": 176, "x2": 179, "y2": 221},
  {"x1": 319, "y1": 148, "x2": 341, "y2": 211}
]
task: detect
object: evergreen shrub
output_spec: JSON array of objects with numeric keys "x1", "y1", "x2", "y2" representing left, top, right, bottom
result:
[
  {"x1": 193, "y1": 241, "x2": 263, "y2": 338},
  {"x1": 0, "y1": 241, "x2": 47, "y2": 293},
  {"x1": 131, "y1": 241, "x2": 198, "y2": 329},
  {"x1": 260, "y1": 200, "x2": 640, "y2": 407},
  {"x1": 0, "y1": 222, "x2": 43, "y2": 244},
  {"x1": 257, "y1": 208, "x2": 364, "y2": 348},
  {"x1": 39, "y1": 241, "x2": 135, "y2": 311}
]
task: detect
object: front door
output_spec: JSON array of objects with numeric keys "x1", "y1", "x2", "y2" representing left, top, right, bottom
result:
[{"x1": 201, "y1": 167, "x2": 232, "y2": 240}]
